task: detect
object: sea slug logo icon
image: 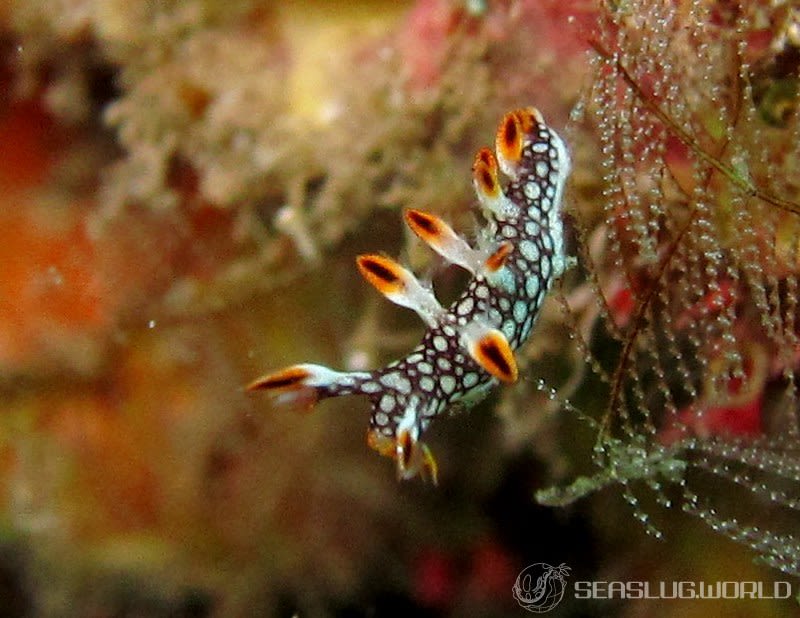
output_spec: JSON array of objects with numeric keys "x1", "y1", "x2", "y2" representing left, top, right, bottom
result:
[{"x1": 512, "y1": 562, "x2": 571, "y2": 613}]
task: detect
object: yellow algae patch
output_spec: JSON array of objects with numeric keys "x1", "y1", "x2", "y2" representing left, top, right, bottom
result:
[{"x1": 274, "y1": 0, "x2": 411, "y2": 125}]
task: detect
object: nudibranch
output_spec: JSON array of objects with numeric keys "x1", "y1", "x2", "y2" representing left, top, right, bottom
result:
[{"x1": 248, "y1": 108, "x2": 570, "y2": 483}]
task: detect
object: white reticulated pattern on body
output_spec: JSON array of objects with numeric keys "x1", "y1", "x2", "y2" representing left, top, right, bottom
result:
[{"x1": 249, "y1": 108, "x2": 571, "y2": 482}]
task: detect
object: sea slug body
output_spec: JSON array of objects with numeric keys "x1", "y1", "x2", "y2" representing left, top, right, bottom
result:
[{"x1": 248, "y1": 108, "x2": 571, "y2": 483}]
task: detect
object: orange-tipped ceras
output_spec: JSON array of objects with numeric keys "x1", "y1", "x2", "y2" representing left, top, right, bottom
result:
[{"x1": 249, "y1": 107, "x2": 571, "y2": 483}]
